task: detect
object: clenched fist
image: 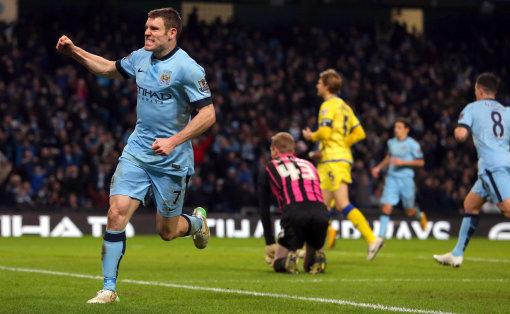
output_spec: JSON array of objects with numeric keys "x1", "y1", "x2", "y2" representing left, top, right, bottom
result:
[{"x1": 56, "y1": 35, "x2": 75, "y2": 56}]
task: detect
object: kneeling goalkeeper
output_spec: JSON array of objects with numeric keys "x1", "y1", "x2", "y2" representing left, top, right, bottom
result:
[{"x1": 258, "y1": 132, "x2": 329, "y2": 274}]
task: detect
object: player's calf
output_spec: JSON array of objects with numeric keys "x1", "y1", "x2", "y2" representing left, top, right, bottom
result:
[
  {"x1": 158, "y1": 229, "x2": 179, "y2": 241},
  {"x1": 497, "y1": 199, "x2": 510, "y2": 219}
]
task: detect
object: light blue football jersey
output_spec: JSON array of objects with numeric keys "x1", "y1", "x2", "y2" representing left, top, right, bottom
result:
[
  {"x1": 115, "y1": 47, "x2": 212, "y2": 176},
  {"x1": 387, "y1": 137, "x2": 423, "y2": 178},
  {"x1": 458, "y1": 99, "x2": 510, "y2": 174}
]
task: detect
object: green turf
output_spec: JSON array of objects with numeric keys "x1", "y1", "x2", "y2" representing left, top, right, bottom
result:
[{"x1": 0, "y1": 236, "x2": 509, "y2": 313}]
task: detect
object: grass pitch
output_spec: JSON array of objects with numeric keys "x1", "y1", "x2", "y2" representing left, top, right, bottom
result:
[{"x1": 0, "y1": 236, "x2": 509, "y2": 313}]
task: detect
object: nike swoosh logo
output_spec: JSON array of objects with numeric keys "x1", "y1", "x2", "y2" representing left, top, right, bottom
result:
[{"x1": 137, "y1": 69, "x2": 143, "y2": 72}]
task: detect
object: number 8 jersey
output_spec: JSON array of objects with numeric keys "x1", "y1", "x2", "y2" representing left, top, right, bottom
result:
[{"x1": 458, "y1": 99, "x2": 510, "y2": 174}]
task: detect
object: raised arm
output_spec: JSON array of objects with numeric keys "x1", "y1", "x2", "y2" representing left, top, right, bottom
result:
[{"x1": 56, "y1": 35, "x2": 122, "y2": 79}]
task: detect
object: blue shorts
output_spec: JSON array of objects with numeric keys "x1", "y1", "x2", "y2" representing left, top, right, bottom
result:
[
  {"x1": 110, "y1": 157, "x2": 189, "y2": 217},
  {"x1": 380, "y1": 175, "x2": 416, "y2": 209},
  {"x1": 471, "y1": 167, "x2": 510, "y2": 203}
]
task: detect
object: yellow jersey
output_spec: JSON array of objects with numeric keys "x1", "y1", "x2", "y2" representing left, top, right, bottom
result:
[{"x1": 316, "y1": 97, "x2": 361, "y2": 163}]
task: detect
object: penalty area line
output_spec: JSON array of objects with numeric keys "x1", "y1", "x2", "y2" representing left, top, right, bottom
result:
[{"x1": 0, "y1": 265, "x2": 453, "y2": 314}]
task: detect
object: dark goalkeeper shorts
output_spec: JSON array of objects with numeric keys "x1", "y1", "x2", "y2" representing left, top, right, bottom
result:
[{"x1": 277, "y1": 201, "x2": 329, "y2": 251}]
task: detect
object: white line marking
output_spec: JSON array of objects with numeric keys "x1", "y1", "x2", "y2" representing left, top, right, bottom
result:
[
  {"x1": 0, "y1": 265, "x2": 452, "y2": 314},
  {"x1": 465, "y1": 256, "x2": 510, "y2": 264}
]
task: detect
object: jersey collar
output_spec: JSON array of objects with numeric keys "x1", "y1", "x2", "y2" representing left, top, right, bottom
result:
[{"x1": 151, "y1": 46, "x2": 180, "y2": 62}]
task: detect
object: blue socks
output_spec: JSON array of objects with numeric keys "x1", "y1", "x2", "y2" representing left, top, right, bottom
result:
[
  {"x1": 181, "y1": 214, "x2": 203, "y2": 235},
  {"x1": 102, "y1": 230, "x2": 126, "y2": 291},
  {"x1": 341, "y1": 204, "x2": 355, "y2": 216},
  {"x1": 452, "y1": 214, "x2": 479, "y2": 257},
  {"x1": 378, "y1": 215, "x2": 390, "y2": 238}
]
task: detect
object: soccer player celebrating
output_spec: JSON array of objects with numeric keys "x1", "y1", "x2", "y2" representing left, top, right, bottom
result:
[
  {"x1": 56, "y1": 8, "x2": 215, "y2": 302},
  {"x1": 258, "y1": 132, "x2": 329, "y2": 274},
  {"x1": 371, "y1": 118, "x2": 427, "y2": 248},
  {"x1": 302, "y1": 69, "x2": 381, "y2": 260},
  {"x1": 434, "y1": 73, "x2": 510, "y2": 267}
]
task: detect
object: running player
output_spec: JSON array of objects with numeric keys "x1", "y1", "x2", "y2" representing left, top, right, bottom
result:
[
  {"x1": 434, "y1": 73, "x2": 510, "y2": 267},
  {"x1": 302, "y1": 69, "x2": 381, "y2": 260},
  {"x1": 371, "y1": 118, "x2": 427, "y2": 247},
  {"x1": 57, "y1": 7, "x2": 215, "y2": 302}
]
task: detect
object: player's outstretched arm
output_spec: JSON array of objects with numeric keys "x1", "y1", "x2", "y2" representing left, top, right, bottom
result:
[
  {"x1": 56, "y1": 35, "x2": 122, "y2": 79},
  {"x1": 152, "y1": 104, "x2": 216, "y2": 156}
]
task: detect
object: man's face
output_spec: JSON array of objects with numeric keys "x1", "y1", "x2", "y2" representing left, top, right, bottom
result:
[
  {"x1": 316, "y1": 78, "x2": 326, "y2": 97},
  {"x1": 394, "y1": 122, "x2": 409, "y2": 140},
  {"x1": 144, "y1": 17, "x2": 174, "y2": 52}
]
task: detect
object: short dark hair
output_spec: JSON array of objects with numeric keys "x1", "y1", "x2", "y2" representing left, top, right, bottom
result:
[
  {"x1": 271, "y1": 132, "x2": 295, "y2": 154},
  {"x1": 476, "y1": 72, "x2": 500, "y2": 94},
  {"x1": 394, "y1": 117, "x2": 411, "y2": 129},
  {"x1": 148, "y1": 7, "x2": 182, "y2": 38},
  {"x1": 319, "y1": 69, "x2": 343, "y2": 94}
]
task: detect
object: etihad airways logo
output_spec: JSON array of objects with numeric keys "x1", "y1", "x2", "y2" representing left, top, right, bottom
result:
[{"x1": 137, "y1": 85, "x2": 172, "y2": 104}]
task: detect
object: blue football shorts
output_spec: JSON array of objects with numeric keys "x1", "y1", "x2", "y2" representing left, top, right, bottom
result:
[
  {"x1": 380, "y1": 175, "x2": 416, "y2": 209},
  {"x1": 471, "y1": 167, "x2": 510, "y2": 203},
  {"x1": 110, "y1": 157, "x2": 189, "y2": 217}
]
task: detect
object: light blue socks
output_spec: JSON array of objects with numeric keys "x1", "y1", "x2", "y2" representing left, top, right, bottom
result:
[
  {"x1": 452, "y1": 215, "x2": 479, "y2": 257},
  {"x1": 378, "y1": 214, "x2": 390, "y2": 238},
  {"x1": 102, "y1": 230, "x2": 126, "y2": 291}
]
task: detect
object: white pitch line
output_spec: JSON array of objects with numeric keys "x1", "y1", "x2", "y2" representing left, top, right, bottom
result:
[
  {"x1": 465, "y1": 256, "x2": 510, "y2": 264},
  {"x1": 0, "y1": 265, "x2": 452, "y2": 314}
]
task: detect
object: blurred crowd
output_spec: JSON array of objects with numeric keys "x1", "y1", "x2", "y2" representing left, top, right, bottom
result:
[{"x1": 0, "y1": 8, "x2": 509, "y2": 214}]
